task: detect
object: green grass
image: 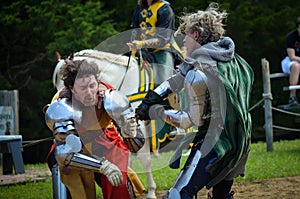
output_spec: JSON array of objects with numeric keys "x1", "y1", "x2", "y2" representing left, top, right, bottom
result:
[
  {"x1": 0, "y1": 179, "x2": 53, "y2": 199},
  {"x1": 0, "y1": 139, "x2": 299, "y2": 198},
  {"x1": 237, "y1": 139, "x2": 300, "y2": 181},
  {"x1": 131, "y1": 139, "x2": 300, "y2": 189}
]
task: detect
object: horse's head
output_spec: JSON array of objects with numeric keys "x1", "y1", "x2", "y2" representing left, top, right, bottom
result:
[
  {"x1": 52, "y1": 62, "x2": 64, "y2": 90},
  {"x1": 53, "y1": 51, "x2": 74, "y2": 90},
  {"x1": 55, "y1": 51, "x2": 74, "y2": 61}
]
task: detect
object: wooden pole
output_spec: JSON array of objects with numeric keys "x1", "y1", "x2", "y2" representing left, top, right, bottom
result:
[{"x1": 261, "y1": 58, "x2": 273, "y2": 152}]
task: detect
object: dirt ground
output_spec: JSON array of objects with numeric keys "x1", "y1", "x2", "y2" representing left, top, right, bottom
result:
[
  {"x1": 1, "y1": 168, "x2": 299, "y2": 199},
  {"x1": 138, "y1": 175, "x2": 300, "y2": 199}
]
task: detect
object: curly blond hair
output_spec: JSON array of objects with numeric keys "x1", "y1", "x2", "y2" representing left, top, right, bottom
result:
[{"x1": 176, "y1": 2, "x2": 228, "y2": 45}]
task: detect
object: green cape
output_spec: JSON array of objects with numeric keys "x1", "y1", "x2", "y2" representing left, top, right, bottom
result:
[{"x1": 207, "y1": 53, "x2": 254, "y2": 182}]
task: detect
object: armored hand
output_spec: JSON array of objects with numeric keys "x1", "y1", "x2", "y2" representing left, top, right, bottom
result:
[
  {"x1": 103, "y1": 89, "x2": 140, "y2": 138},
  {"x1": 99, "y1": 159, "x2": 123, "y2": 186},
  {"x1": 120, "y1": 108, "x2": 137, "y2": 138}
]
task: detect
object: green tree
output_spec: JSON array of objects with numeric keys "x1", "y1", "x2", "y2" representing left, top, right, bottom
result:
[
  {"x1": 0, "y1": 0, "x2": 119, "y2": 140},
  {"x1": 1, "y1": 0, "x2": 300, "y2": 152}
]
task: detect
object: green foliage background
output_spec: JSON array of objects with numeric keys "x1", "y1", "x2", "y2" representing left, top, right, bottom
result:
[{"x1": 0, "y1": 0, "x2": 299, "y2": 144}]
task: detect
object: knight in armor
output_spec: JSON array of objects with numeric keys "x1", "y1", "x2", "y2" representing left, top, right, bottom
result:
[
  {"x1": 44, "y1": 59, "x2": 145, "y2": 199},
  {"x1": 127, "y1": 0, "x2": 182, "y2": 86},
  {"x1": 136, "y1": 3, "x2": 254, "y2": 199}
]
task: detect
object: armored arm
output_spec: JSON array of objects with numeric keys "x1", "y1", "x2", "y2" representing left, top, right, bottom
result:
[
  {"x1": 103, "y1": 89, "x2": 139, "y2": 138},
  {"x1": 162, "y1": 69, "x2": 208, "y2": 129},
  {"x1": 136, "y1": 63, "x2": 209, "y2": 129},
  {"x1": 45, "y1": 98, "x2": 123, "y2": 186},
  {"x1": 102, "y1": 89, "x2": 145, "y2": 152},
  {"x1": 135, "y1": 73, "x2": 185, "y2": 121},
  {"x1": 136, "y1": 60, "x2": 196, "y2": 122},
  {"x1": 152, "y1": 59, "x2": 195, "y2": 98},
  {"x1": 54, "y1": 134, "x2": 123, "y2": 186}
]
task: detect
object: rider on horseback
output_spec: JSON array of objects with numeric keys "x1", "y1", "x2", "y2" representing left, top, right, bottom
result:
[{"x1": 128, "y1": 0, "x2": 183, "y2": 86}]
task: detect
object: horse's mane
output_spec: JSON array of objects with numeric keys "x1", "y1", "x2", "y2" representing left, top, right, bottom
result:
[{"x1": 74, "y1": 49, "x2": 137, "y2": 67}]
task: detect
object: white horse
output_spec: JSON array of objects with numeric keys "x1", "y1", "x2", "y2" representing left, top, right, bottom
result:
[{"x1": 52, "y1": 49, "x2": 180, "y2": 199}]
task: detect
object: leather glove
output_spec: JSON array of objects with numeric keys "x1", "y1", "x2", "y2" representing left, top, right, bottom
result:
[
  {"x1": 135, "y1": 90, "x2": 164, "y2": 120},
  {"x1": 99, "y1": 159, "x2": 123, "y2": 186}
]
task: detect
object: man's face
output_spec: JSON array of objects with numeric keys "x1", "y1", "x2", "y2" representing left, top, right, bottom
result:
[
  {"x1": 183, "y1": 30, "x2": 201, "y2": 57},
  {"x1": 71, "y1": 75, "x2": 98, "y2": 107}
]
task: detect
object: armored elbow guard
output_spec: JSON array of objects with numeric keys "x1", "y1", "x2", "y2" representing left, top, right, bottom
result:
[
  {"x1": 55, "y1": 134, "x2": 83, "y2": 167},
  {"x1": 161, "y1": 69, "x2": 208, "y2": 129},
  {"x1": 55, "y1": 134, "x2": 105, "y2": 173}
]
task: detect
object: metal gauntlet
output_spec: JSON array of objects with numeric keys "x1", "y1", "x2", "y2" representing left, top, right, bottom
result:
[
  {"x1": 56, "y1": 152, "x2": 123, "y2": 186},
  {"x1": 163, "y1": 110, "x2": 193, "y2": 129},
  {"x1": 104, "y1": 89, "x2": 138, "y2": 138},
  {"x1": 55, "y1": 134, "x2": 123, "y2": 186}
]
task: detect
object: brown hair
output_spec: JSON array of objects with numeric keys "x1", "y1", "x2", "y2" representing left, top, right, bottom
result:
[{"x1": 59, "y1": 59, "x2": 100, "y2": 89}]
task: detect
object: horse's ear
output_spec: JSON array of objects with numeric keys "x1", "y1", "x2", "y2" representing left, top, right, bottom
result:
[
  {"x1": 69, "y1": 52, "x2": 74, "y2": 60},
  {"x1": 55, "y1": 51, "x2": 61, "y2": 61}
]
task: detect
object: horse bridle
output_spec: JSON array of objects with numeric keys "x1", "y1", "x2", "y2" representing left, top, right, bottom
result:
[
  {"x1": 118, "y1": 30, "x2": 138, "y2": 90},
  {"x1": 118, "y1": 51, "x2": 131, "y2": 91}
]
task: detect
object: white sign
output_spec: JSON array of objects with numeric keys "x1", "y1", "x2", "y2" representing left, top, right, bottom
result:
[{"x1": 0, "y1": 106, "x2": 14, "y2": 136}]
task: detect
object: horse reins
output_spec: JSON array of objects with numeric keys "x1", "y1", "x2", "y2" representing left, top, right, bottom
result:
[
  {"x1": 118, "y1": 30, "x2": 138, "y2": 91},
  {"x1": 118, "y1": 51, "x2": 131, "y2": 90}
]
